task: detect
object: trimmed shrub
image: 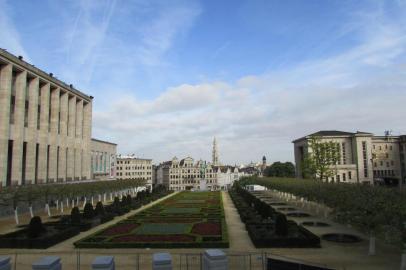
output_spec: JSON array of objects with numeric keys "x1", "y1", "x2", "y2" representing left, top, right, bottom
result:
[
  {"x1": 113, "y1": 197, "x2": 120, "y2": 208},
  {"x1": 95, "y1": 202, "x2": 105, "y2": 216},
  {"x1": 83, "y1": 203, "x2": 94, "y2": 219},
  {"x1": 28, "y1": 216, "x2": 46, "y2": 238},
  {"x1": 71, "y1": 207, "x2": 81, "y2": 225},
  {"x1": 275, "y1": 214, "x2": 288, "y2": 236}
]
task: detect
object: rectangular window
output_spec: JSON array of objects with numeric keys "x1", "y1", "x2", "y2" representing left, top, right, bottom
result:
[
  {"x1": 22, "y1": 142, "x2": 27, "y2": 185},
  {"x1": 37, "y1": 104, "x2": 41, "y2": 130},
  {"x1": 24, "y1": 100, "x2": 29, "y2": 127},
  {"x1": 342, "y1": 142, "x2": 346, "y2": 164},
  {"x1": 342, "y1": 173, "x2": 346, "y2": 181},
  {"x1": 362, "y1": 142, "x2": 368, "y2": 178},
  {"x1": 9, "y1": 95, "x2": 15, "y2": 124},
  {"x1": 48, "y1": 89, "x2": 52, "y2": 132},
  {"x1": 35, "y1": 143, "x2": 39, "y2": 184}
]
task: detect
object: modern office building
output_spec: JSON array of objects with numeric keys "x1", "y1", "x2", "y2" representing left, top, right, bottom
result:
[
  {"x1": 293, "y1": 130, "x2": 406, "y2": 184},
  {"x1": 91, "y1": 138, "x2": 117, "y2": 180},
  {"x1": 116, "y1": 155, "x2": 153, "y2": 188},
  {"x1": 0, "y1": 49, "x2": 93, "y2": 187}
]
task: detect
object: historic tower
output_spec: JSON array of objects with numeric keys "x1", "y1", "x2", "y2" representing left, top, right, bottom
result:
[
  {"x1": 212, "y1": 137, "x2": 219, "y2": 166},
  {"x1": 262, "y1": 156, "x2": 267, "y2": 171}
]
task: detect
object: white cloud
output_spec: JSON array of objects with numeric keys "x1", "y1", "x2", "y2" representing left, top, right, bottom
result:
[{"x1": 92, "y1": 1, "x2": 406, "y2": 165}]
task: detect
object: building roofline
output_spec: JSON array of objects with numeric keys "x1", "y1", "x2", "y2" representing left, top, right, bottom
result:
[
  {"x1": 91, "y1": 138, "x2": 117, "y2": 146},
  {"x1": 117, "y1": 155, "x2": 152, "y2": 161},
  {"x1": 0, "y1": 48, "x2": 92, "y2": 101},
  {"x1": 292, "y1": 130, "x2": 374, "y2": 143}
]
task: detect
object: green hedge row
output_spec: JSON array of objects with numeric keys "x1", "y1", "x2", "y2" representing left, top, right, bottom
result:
[{"x1": 239, "y1": 176, "x2": 406, "y2": 244}]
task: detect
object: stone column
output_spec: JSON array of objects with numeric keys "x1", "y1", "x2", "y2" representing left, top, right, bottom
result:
[
  {"x1": 37, "y1": 83, "x2": 50, "y2": 184},
  {"x1": 25, "y1": 77, "x2": 39, "y2": 185},
  {"x1": 74, "y1": 99, "x2": 83, "y2": 180},
  {"x1": 82, "y1": 100, "x2": 92, "y2": 180},
  {"x1": 0, "y1": 64, "x2": 12, "y2": 187},
  {"x1": 66, "y1": 95, "x2": 76, "y2": 181},
  {"x1": 47, "y1": 87, "x2": 60, "y2": 183},
  {"x1": 58, "y1": 91, "x2": 68, "y2": 182},
  {"x1": 11, "y1": 71, "x2": 27, "y2": 186}
]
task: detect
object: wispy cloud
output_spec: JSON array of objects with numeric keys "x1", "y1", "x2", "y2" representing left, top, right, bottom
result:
[
  {"x1": 92, "y1": 1, "x2": 406, "y2": 164},
  {"x1": 0, "y1": 0, "x2": 28, "y2": 59}
]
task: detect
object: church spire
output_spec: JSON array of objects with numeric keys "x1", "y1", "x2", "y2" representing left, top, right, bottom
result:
[{"x1": 212, "y1": 137, "x2": 219, "y2": 165}]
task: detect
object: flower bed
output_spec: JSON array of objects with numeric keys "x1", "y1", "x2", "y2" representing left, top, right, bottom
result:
[{"x1": 74, "y1": 191, "x2": 229, "y2": 248}]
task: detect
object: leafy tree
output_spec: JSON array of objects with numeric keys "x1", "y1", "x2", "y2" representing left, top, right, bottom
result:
[
  {"x1": 302, "y1": 135, "x2": 341, "y2": 182},
  {"x1": 264, "y1": 162, "x2": 295, "y2": 178}
]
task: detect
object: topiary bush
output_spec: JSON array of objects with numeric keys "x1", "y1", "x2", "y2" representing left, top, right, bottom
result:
[
  {"x1": 83, "y1": 203, "x2": 94, "y2": 219},
  {"x1": 275, "y1": 213, "x2": 288, "y2": 236},
  {"x1": 95, "y1": 201, "x2": 105, "y2": 216},
  {"x1": 71, "y1": 206, "x2": 81, "y2": 225},
  {"x1": 113, "y1": 197, "x2": 120, "y2": 208},
  {"x1": 28, "y1": 216, "x2": 46, "y2": 238}
]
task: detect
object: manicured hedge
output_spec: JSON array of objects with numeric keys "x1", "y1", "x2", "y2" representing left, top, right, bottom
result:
[
  {"x1": 240, "y1": 176, "x2": 406, "y2": 244},
  {"x1": 230, "y1": 182, "x2": 320, "y2": 248}
]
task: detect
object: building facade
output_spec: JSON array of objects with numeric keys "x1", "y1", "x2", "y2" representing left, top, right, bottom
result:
[
  {"x1": 91, "y1": 138, "x2": 117, "y2": 180},
  {"x1": 116, "y1": 155, "x2": 153, "y2": 188},
  {"x1": 0, "y1": 49, "x2": 93, "y2": 187},
  {"x1": 156, "y1": 156, "x2": 241, "y2": 191},
  {"x1": 293, "y1": 130, "x2": 406, "y2": 184}
]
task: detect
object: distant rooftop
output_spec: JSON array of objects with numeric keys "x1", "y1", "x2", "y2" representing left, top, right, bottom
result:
[
  {"x1": 117, "y1": 154, "x2": 152, "y2": 161},
  {"x1": 91, "y1": 138, "x2": 117, "y2": 146}
]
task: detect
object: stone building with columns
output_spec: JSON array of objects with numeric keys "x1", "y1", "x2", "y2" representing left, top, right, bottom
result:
[{"x1": 0, "y1": 49, "x2": 93, "y2": 186}]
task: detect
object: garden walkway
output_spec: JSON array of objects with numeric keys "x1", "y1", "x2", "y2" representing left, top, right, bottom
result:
[{"x1": 221, "y1": 191, "x2": 255, "y2": 252}]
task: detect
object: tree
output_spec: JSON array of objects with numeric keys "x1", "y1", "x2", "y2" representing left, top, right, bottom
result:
[
  {"x1": 302, "y1": 135, "x2": 341, "y2": 182},
  {"x1": 264, "y1": 162, "x2": 295, "y2": 178}
]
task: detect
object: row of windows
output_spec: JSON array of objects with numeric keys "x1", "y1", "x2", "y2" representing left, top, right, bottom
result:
[
  {"x1": 170, "y1": 179, "x2": 216, "y2": 185},
  {"x1": 117, "y1": 166, "x2": 151, "y2": 170},
  {"x1": 374, "y1": 160, "x2": 395, "y2": 167},
  {"x1": 373, "y1": 144, "x2": 393, "y2": 151},
  {"x1": 117, "y1": 160, "x2": 151, "y2": 165},
  {"x1": 374, "y1": 170, "x2": 396, "y2": 177},
  {"x1": 117, "y1": 175, "x2": 151, "y2": 180},
  {"x1": 117, "y1": 172, "x2": 150, "y2": 176},
  {"x1": 329, "y1": 171, "x2": 352, "y2": 182}
]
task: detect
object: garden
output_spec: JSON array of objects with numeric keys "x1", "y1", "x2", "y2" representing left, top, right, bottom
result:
[
  {"x1": 239, "y1": 176, "x2": 406, "y2": 247},
  {"x1": 74, "y1": 191, "x2": 229, "y2": 248},
  {"x1": 229, "y1": 182, "x2": 320, "y2": 248},
  {"x1": 0, "y1": 183, "x2": 171, "y2": 249}
]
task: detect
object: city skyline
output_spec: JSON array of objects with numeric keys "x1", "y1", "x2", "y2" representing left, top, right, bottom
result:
[{"x1": 1, "y1": 0, "x2": 406, "y2": 164}]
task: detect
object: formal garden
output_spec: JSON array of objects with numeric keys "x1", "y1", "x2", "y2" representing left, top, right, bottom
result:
[
  {"x1": 239, "y1": 176, "x2": 406, "y2": 248},
  {"x1": 229, "y1": 181, "x2": 320, "y2": 248},
  {"x1": 74, "y1": 191, "x2": 229, "y2": 248},
  {"x1": 0, "y1": 181, "x2": 172, "y2": 249}
]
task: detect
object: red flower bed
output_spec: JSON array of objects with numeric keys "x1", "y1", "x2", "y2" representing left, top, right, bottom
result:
[
  {"x1": 191, "y1": 222, "x2": 221, "y2": 236},
  {"x1": 101, "y1": 223, "x2": 139, "y2": 236},
  {"x1": 112, "y1": 234, "x2": 195, "y2": 242}
]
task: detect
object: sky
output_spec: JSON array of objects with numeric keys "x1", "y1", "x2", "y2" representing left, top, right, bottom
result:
[{"x1": 1, "y1": 0, "x2": 406, "y2": 165}]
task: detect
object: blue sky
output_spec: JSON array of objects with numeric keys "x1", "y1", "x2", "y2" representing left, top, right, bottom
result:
[{"x1": 1, "y1": 0, "x2": 406, "y2": 164}]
